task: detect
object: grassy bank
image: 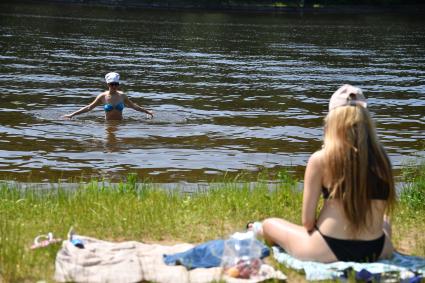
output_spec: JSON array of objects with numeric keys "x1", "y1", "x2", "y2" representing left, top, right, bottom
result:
[
  {"x1": 393, "y1": 162, "x2": 425, "y2": 255},
  {"x1": 0, "y1": 168, "x2": 424, "y2": 282}
]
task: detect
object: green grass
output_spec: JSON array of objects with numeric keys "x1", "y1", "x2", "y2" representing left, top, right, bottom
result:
[
  {"x1": 0, "y1": 167, "x2": 424, "y2": 282},
  {"x1": 399, "y1": 162, "x2": 425, "y2": 210},
  {"x1": 0, "y1": 171, "x2": 300, "y2": 282},
  {"x1": 392, "y1": 161, "x2": 425, "y2": 256}
]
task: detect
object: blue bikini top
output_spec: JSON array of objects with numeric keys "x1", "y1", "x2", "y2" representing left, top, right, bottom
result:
[{"x1": 104, "y1": 102, "x2": 124, "y2": 112}]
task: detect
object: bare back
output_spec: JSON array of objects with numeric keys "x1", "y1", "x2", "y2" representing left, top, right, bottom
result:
[{"x1": 314, "y1": 150, "x2": 387, "y2": 240}]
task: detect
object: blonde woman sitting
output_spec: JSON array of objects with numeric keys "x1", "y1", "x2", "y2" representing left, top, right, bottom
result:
[{"x1": 252, "y1": 84, "x2": 396, "y2": 263}]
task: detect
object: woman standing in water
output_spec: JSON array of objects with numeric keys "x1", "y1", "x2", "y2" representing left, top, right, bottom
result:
[
  {"x1": 250, "y1": 84, "x2": 396, "y2": 263},
  {"x1": 63, "y1": 72, "x2": 153, "y2": 120}
]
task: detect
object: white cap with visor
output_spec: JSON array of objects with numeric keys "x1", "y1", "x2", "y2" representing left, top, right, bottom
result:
[
  {"x1": 329, "y1": 84, "x2": 367, "y2": 111},
  {"x1": 105, "y1": 72, "x2": 120, "y2": 84}
]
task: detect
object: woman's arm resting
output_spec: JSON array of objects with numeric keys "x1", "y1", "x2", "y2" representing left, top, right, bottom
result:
[{"x1": 302, "y1": 151, "x2": 324, "y2": 232}]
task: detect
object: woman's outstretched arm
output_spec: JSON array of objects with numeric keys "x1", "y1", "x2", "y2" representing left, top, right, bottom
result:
[
  {"x1": 123, "y1": 94, "x2": 154, "y2": 118},
  {"x1": 63, "y1": 94, "x2": 103, "y2": 119}
]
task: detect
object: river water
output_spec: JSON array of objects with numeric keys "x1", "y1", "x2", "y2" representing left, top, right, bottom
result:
[{"x1": 0, "y1": 3, "x2": 424, "y2": 183}]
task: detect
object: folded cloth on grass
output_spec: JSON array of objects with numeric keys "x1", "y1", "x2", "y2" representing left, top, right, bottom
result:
[
  {"x1": 273, "y1": 246, "x2": 425, "y2": 282},
  {"x1": 54, "y1": 234, "x2": 286, "y2": 283},
  {"x1": 164, "y1": 238, "x2": 270, "y2": 269}
]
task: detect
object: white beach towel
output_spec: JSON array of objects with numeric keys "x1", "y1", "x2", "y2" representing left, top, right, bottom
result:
[{"x1": 54, "y1": 235, "x2": 286, "y2": 283}]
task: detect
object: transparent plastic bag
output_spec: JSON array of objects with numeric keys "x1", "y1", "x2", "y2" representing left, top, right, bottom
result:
[{"x1": 221, "y1": 231, "x2": 263, "y2": 279}]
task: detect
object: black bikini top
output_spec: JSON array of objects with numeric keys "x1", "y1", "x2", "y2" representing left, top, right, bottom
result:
[{"x1": 322, "y1": 173, "x2": 390, "y2": 200}]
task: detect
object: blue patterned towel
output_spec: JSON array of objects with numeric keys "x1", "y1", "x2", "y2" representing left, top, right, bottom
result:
[{"x1": 273, "y1": 246, "x2": 425, "y2": 281}]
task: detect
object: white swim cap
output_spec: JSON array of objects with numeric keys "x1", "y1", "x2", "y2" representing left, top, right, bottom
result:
[{"x1": 105, "y1": 72, "x2": 120, "y2": 84}]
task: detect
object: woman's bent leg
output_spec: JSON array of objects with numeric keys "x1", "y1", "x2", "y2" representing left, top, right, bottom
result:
[{"x1": 262, "y1": 218, "x2": 337, "y2": 263}]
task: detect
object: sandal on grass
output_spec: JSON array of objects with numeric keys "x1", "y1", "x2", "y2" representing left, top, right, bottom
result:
[
  {"x1": 246, "y1": 221, "x2": 263, "y2": 237},
  {"x1": 31, "y1": 232, "x2": 62, "y2": 250}
]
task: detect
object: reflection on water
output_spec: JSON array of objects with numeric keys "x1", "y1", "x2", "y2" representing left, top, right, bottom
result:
[
  {"x1": 0, "y1": 3, "x2": 424, "y2": 182},
  {"x1": 104, "y1": 121, "x2": 120, "y2": 153}
]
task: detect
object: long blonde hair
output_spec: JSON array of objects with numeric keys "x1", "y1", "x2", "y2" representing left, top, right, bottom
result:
[{"x1": 323, "y1": 105, "x2": 395, "y2": 232}]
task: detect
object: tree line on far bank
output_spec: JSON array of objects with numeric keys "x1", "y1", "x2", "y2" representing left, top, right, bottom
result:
[
  {"x1": 14, "y1": 0, "x2": 425, "y2": 5},
  {"x1": 229, "y1": 0, "x2": 423, "y2": 6},
  {"x1": 8, "y1": 0, "x2": 425, "y2": 11},
  {"x1": 298, "y1": 0, "x2": 422, "y2": 5}
]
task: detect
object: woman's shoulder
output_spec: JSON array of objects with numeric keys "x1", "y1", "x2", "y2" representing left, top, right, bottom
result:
[
  {"x1": 94, "y1": 92, "x2": 108, "y2": 102},
  {"x1": 306, "y1": 150, "x2": 326, "y2": 178},
  {"x1": 98, "y1": 91, "x2": 108, "y2": 97},
  {"x1": 309, "y1": 149, "x2": 325, "y2": 164},
  {"x1": 305, "y1": 150, "x2": 326, "y2": 178}
]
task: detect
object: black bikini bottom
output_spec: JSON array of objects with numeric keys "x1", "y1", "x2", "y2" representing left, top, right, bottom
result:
[{"x1": 315, "y1": 225, "x2": 385, "y2": 262}]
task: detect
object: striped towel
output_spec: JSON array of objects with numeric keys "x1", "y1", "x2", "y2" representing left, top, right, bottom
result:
[{"x1": 273, "y1": 246, "x2": 424, "y2": 282}]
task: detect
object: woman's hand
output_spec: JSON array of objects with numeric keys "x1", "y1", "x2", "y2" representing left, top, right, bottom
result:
[{"x1": 145, "y1": 110, "x2": 154, "y2": 119}]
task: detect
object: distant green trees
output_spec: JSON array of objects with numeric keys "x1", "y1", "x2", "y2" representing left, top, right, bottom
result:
[
  {"x1": 227, "y1": 0, "x2": 423, "y2": 5},
  {"x1": 320, "y1": 0, "x2": 421, "y2": 3},
  {"x1": 16, "y1": 0, "x2": 425, "y2": 8},
  {"x1": 289, "y1": 0, "x2": 423, "y2": 5}
]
